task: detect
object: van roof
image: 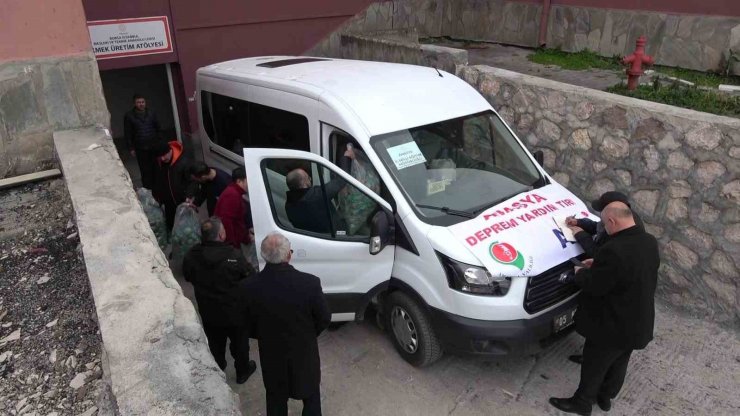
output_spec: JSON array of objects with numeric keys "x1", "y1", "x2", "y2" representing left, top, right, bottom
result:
[{"x1": 198, "y1": 56, "x2": 491, "y2": 137}]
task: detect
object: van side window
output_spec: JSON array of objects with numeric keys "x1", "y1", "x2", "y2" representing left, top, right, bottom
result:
[
  {"x1": 262, "y1": 158, "x2": 380, "y2": 240},
  {"x1": 200, "y1": 91, "x2": 310, "y2": 155}
]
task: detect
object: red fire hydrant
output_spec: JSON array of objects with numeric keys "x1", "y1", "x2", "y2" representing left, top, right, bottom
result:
[{"x1": 622, "y1": 36, "x2": 654, "y2": 90}]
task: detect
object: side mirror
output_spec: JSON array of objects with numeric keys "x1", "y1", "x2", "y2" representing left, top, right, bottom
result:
[
  {"x1": 369, "y1": 210, "x2": 394, "y2": 255},
  {"x1": 533, "y1": 150, "x2": 544, "y2": 167}
]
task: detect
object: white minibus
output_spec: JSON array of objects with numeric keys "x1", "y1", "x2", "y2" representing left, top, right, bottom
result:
[{"x1": 197, "y1": 56, "x2": 591, "y2": 366}]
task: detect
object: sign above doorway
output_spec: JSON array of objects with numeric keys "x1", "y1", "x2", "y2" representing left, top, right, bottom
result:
[{"x1": 87, "y1": 16, "x2": 173, "y2": 60}]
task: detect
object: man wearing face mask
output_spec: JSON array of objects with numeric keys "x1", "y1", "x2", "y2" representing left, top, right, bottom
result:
[{"x1": 550, "y1": 201, "x2": 660, "y2": 416}]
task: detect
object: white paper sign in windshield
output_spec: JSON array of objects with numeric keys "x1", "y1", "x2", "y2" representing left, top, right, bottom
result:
[
  {"x1": 449, "y1": 184, "x2": 595, "y2": 278},
  {"x1": 387, "y1": 142, "x2": 427, "y2": 170}
]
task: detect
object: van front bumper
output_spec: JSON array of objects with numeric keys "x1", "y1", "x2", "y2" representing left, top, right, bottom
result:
[{"x1": 429, "y1": 295, "x2": 579, "y2": 355}]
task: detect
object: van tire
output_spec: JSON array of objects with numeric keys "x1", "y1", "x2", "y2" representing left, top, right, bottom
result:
[{"x1": 385, "y1": 291, "x2": 442, "y2": 367}]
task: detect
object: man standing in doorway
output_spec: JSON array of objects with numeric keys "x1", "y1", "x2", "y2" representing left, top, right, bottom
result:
[
  {"x1": 549, "y1": 202, "x2": 660, "y2": 415},
  {"x1": 124, "y1": 94, "x2": 163, "y2": 190},
  {"x1": 244, "y1": 233, "x2": 331, "y2": 416}
]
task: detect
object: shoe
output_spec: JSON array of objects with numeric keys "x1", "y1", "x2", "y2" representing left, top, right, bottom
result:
[
  {"x1": 549, "y1": 397, "x2": 592, "y2": 416},
  {"x1": 236, "y1": 360, "x2": 257, "y2": 384},
  {"x1": 597, "y1": 396, "x2": 611, "y2": 412},
  {"x1": 568, "y1": 354, "x2": 584, "y2": 365}
]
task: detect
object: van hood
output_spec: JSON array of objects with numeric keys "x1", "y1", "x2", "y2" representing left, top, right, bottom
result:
[{"x1": 444, "y1": 183, "x2": 595, "y2": 278}]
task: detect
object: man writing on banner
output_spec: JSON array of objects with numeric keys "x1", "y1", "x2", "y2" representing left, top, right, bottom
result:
[
  {"x1": 549, "y1": 201, "x2": 660, "y2": 415},
  {"x1": 565, "y1": 191, "x2": 644, "y2": 365}
]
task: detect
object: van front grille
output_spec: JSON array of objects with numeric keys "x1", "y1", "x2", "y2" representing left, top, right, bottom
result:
[{"x1": 524, "y1": 262, "x2": 579, "y2": 314}]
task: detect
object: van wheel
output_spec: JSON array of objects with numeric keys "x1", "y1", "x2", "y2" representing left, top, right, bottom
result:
[{"x1": 385, "y1": 291, "x2": 442, "y2": 367}]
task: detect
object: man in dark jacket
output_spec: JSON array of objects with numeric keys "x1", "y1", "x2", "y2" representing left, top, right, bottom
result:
[
  {"x1": 183, "y1": 218, "x2": 257, "y2": 383},
  {"x1": 565, "y1": 191, "x2": 645, "y2": 365},
  {"x1": 188, "y1": 162, "x2": 232, "y2": 216},
  {"x1": 214, "y1": 167, "x2": 253, "y2": 249},
  {"x1": 284, "y1": 148, "x2": 353, "y2": 234},
  {"x1": 244, "y1": 232, "x2": 331, "y2": 416},
  {"x1": 123, "y1": 94, "x2": 163, "y2": 190},
  {"x1": 550, "y1": 202, "x2": 660, "y2": 415},
  {"x1": 152, "y1": 140, "x2": 192, "y2": 230}
]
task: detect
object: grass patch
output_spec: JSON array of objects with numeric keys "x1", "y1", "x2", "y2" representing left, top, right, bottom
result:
[
  {"x1": 649, "y1": 66, "x2": 740, "y2": 87},
  {"x1": 607, "y1": 83, "x2": 740, "y2": 118},
  {"x1": 528, "y1": 48, "x2": 621, "y2": 71},
  {"x1": 529, "y1": 48, "x2": 740, "y2": 87}
]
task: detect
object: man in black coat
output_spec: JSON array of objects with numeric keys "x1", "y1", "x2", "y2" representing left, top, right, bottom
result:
[
  {"x1": 151, "y1": 140, "x2": 193, "y2": 230},
  {"x1": 124, "y1": 94, "x2": 163, "y2": 190},
  {"x1": 550, "y1": 201, "x2": 660, "y2": 415},
  {"x1": 183, "y1": 217, "x2": 257, "y2": 383},
  {"x1": 565, "y1": 191, "x2": 645, "y2": 365},
  {"x1": 244, "y1": 232, "x2": 331, "y2": 416}
]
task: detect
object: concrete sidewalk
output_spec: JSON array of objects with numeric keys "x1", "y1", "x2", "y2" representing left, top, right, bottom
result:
[{"x1": 428, "y1": 40, "x2": 624, "y2": 91}]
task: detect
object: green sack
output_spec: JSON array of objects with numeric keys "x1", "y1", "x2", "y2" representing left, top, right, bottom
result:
[
  {"x1": 171, "y1": 203, "x2": 201, "y2": 265},
  {"x1": 340, "y1": 150, "x2": 381, "y2": 235},
  {"x1": 136, "y1": 188, "x2": 168, "y2": 250}
]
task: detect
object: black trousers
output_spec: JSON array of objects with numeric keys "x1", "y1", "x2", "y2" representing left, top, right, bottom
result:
[
  {"x1": 575, "y1": 339, "x2": 633, "y2": 403},
  {"x1": 164, "y1": 202, "x2": 177, "y2": 233},
  {"x1": 134, "y1": 147, "x2": 157, "y2": 190},
  {"x1": 202, "y1": 323, "x2": 250, "y2": 377},
  {"x1": 266, "y1": 391, "x2": 321, "y2": 416}
]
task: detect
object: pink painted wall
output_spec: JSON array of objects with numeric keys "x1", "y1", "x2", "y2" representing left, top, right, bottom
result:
[{"x1": 0, "y1": 0, "x2": 92, "y2": 62}]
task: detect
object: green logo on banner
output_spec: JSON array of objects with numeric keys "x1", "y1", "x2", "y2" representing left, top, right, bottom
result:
[{"x1": 489, "y1": 241, "x2": 525, "y2": 270}]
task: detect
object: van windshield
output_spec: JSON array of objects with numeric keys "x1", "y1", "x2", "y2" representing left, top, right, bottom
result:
[{"x1": 371, "y1": 111, "x2": 545, "y2": 225}]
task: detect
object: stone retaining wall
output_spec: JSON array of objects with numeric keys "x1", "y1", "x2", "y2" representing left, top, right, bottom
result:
[
  {"x1": 307, "y1": 0, "x2": 740, "y2": 75},
  {"x1": 54, "y1": 127, "x2": 240, "y2": 415},
  {"x1": 547, "y1": 4, "x2": 740, "y2": 75},
  {"x1": 457, "y1": 65, "x2": 740, "y2": 324},
  {"x1": 0, "y1": 53, "x2": 109, "y2": 178},
  {"x1": 319, "y1": 31, "x2": 467, "y2": 73}
]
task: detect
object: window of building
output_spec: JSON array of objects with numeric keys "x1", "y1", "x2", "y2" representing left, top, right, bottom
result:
[{"x1": 200, "y1": 91, "x2": 310, "y2": 155}]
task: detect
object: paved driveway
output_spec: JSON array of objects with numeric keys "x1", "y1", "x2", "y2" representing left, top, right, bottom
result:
[{"x1": 215, "y1": 300, "x2": 739, "y2": 416}]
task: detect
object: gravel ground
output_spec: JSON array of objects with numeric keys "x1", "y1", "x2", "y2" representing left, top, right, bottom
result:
[{"x1": 0, "y1": 179, "x2": 110, "y2": 416}]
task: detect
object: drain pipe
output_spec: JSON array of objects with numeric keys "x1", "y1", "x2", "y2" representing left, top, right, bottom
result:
[{"x1": 538, "y1": 0, "x2": 552, "y2": 46}]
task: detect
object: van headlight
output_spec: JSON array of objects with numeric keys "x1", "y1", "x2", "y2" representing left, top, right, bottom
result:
[{"x1": 437, "y1": 252, "x2": 511, "y2": 296}]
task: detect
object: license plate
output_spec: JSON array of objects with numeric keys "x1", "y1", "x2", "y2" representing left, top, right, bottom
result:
[{"x1": 553, "y1": 308, "x2": 577, "y2": 333}]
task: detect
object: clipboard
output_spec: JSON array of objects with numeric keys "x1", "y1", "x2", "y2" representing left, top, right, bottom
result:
[{"x1": 552, "y1": 215, "x2": 577, "y2": 242}]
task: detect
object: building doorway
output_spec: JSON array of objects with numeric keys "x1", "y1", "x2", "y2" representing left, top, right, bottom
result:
[{"x1": 99, "y1": 64, "x2": 179, "y2": 188}]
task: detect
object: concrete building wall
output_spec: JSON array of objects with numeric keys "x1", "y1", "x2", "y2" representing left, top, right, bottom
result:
[
  {"x1": 0, "y1": 0, "x2": 109, "y2": 179},
  {"x1": 81, "y1": 0, "x2": 378, "y2": 141},
  {"x1": 0, "y1": 0, "x2": 92, "y2": 62}
]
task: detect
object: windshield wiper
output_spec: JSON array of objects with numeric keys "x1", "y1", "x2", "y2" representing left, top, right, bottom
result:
[{"x1": 415, "y1": 204, "x2": 476, "y2": 219}]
